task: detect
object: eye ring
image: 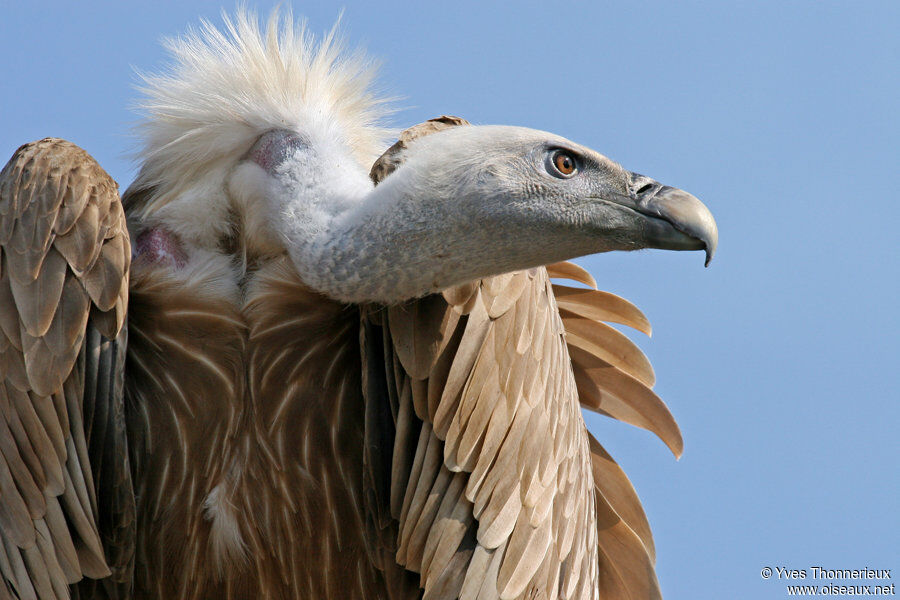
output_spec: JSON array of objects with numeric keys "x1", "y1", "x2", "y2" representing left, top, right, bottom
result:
[{"x1": 547, "y1": 149, "x2": 579, "y2": 178}]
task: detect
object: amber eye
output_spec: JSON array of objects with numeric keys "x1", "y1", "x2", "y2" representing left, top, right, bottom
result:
[{"x1": 549, "y1": 150, "x2": 578, "y2": 177}]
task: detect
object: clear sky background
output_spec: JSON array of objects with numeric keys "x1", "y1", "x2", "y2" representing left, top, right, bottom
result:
[{"x1": 2, "y1": 2, "x2": 897, "y2": 598}]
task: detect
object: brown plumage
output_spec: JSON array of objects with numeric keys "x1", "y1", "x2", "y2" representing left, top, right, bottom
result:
[
  {"x1": 0, "y1": 138, "x2": 131, "y2": 599},
  {"x1": 0, "y1": 12, "x2": 718, "y2": 600},
  {"x1": 0, "y1": 132, "x2": 681, "y2": 600}
]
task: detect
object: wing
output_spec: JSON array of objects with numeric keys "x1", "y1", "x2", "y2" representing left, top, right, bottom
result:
[
  {"x1": 0, "y1": 139, "x2": 133, "y2": 599},
  {"x1": 550, "y1": 265, "x2": 678, "y2": 599},
  {"x1": 362, "y1": 267, "x2": 678, "y2": 600}
]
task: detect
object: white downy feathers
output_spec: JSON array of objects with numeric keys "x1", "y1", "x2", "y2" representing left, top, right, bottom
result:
[{"x1": 129, "y1": 9, "x2": 394, "y2": 248}]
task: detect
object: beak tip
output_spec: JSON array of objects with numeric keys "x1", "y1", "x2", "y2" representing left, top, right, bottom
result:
[
  {"x1": 702, "y1": 225, "x2": 718, "y2": 267},
  {"x1": 703, "y1": 240, "x2": 716, "y2": 267}
]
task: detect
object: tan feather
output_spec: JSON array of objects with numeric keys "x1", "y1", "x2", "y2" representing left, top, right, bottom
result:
[
  {"x1": 28, "y1": 393, "x2": 65, "y2": 466},
  {"x1": 466, "y1": 397, "x2": 529, "y2": 509},
  {"x1": 59, "y1": 469, "x2": 108, "y2": 579},
  {"x1": 458, "y1": 545, "x2": 498, "y2": 600},
  {"x1": 82, "y1": 234, "x2": 127, "y2": 311},
  {"x1": 388, "y1": 295, "x2": 460, "y2": 380},
  {"x1": 589, "y1": 434, "x2": 656, "y2": 562},
  {"x1": 0, "y1": 446, "x2": 34, "y2": 548},
  {"x1": 433, "y1": 296, "x2": 490, "y2": 437},
  {"x1": 407, "y1": 375, "x2": 429, "y2": 436},
  {"x1": 594, "y1": 488, "x2": 662, "y2": 600},
  {"x1": 475, "y1": 482, "x2": 521, "y2": 551},
  {"x1": 426, "y1": 499, "x2": 474, "y2": 590},
  {"x1": 406, "y1": 458, "x2": 454, "y2": 573},
  {"x1": 7, "y1": 248, "x2": 67, "y2": 338},
  {"x1": 561, "y1": 309, "x2": 656, "y2": 388},
  {"x1": 426, "y1": 322, "x2": 464, "y2": 423},
  {"x1": 51, "y1": 173, "x2": 91, "y2": 237},
  {"x1": 513, "y1": 280, "x2": 535, "y2": 355},
  {"x1": 445, "y1": 330, "x2": 497, "y2": 462},
  {"x1": 7, "y1": 213, "x2": 54, "y2": 287},
  {"x1": 529, "y1": 293, "x2": 551, "y2": 362},
  {"x1": 570, "y1": 345, "x2": 683, "y2": 457},
  {"x1": 5, "y1": 385, "x2": 63, "y2": 496},
  {"x1": 442, "y1": 282, "x2": 478, "y2": 309},
  {"x1": 451, "y1": 363, "x2": 502, "y2": 473},
  {"x1": 419, "y1": 471, "x2": 468, "y2": 579},
  {"x1": 1, "y1": 391, "x2": 46, "y2": 495},
  {"x1": 553, "y1": 284, "x2": 652, "y2": 336},
  {"x1": 2, "y1": 345, "x2": 30, "y2": 392},
  {"x1": 497, "y1": 513, "x2": 553, "y2": 599},
  {"x1": 476, "y1": 549, "x2": 505, "y2": 600},
  {"x1": 399, "y1": 427, "x2": 443, "y2": 564},
  {"x1": 42, "y1": 500, "x2": 81, "y2": 583},
  {"x1": 391, "y1": 380, "x2": 417, "y2": 518},
  {"x1": 21, "y1": 531, "x2": 57, "y2": 600},
  {"x1": 1, "y1": 533, "x2": 38, "y2": 600},
  {"x1": 485, "y1": 272, "x2": 528, "y2": 318},
  {"x1": 41, "y1": 274, "x2": 91, "y2": 358},
  {"x1": 52, "y1": 200, "x2": 101, "y2": 276},
  {"x1": 423, "y1": 549, "x2": 474, "y2": 600},
  {"x1": 34, "y1": 518, "x2": 73, "y2": 597},
  {"x1": 0, "y1": 413, "x2": 45, "y2": 519},
  {"x1": 0, "y1": 280, "x2": 22, "y2": 353},
  {"x1": 399, "y1": 422, "x2": 435, "y2": 549},
  {"x1": 546, "y1": 261, "x2": 598, "y2": 289}
]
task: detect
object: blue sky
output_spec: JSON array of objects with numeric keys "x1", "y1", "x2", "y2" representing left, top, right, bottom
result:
[{"x1": 2, "y1": 1, "x2": 897, "y2": 597}]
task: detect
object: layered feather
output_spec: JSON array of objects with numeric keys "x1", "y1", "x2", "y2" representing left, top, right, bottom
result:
[
  {"x1": 0, "y1": 139, "x2": 133, "y2": 599},
  {"x1": 362, "y1": 265, "x2": 675, "y2": 600}
]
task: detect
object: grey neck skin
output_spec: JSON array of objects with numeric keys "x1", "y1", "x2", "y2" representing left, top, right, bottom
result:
[
  {"x1": 245, "y1": 129, "x2": 456, "y2": 304},
  {"x1": 257, "y1": 133, "x2": 441, "y2": 304},
  {"x1": 274, "y1": 167, "x2": 508, "y2": 305},
  {"x1": 262, "y1": 138, "x2": 584, "y2": 305},
  {"x1": 253, "y1": 130, "x2": 604, "y2": 305},
  {"x1": 285, "y1": 176, "x2": 595, "y2": 305}
]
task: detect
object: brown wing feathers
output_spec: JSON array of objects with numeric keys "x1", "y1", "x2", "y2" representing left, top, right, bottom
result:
[
  {"x1": 557, "y1": 268, "x2": 674, "y2": 599},
  {"x1": 365, "y1": 266, "x2": 676, "y2": 599},
  {"x1": 0, "y1": 139, "x2": 131, "y2": 599},
  {"x1": 364, "y1": 271, "x2": 592, "y2": 599}
]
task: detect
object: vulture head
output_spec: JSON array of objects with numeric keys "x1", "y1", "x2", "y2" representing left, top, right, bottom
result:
[
  {"x1": 129, "y1": 12, "x2": 716, "y2": 305},
  {"x1": 225, "y1": 123, "x2": 716, "y2": 303}
]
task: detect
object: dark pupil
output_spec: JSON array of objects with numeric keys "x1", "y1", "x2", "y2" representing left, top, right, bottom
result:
[{"x1": 557, "y1": 154, "x2": 573, "y2": 172}]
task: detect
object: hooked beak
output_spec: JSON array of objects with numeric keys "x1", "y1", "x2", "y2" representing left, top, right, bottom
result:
[{"x1": 621, "y1": 174, "x2": 718, "y2": 266}]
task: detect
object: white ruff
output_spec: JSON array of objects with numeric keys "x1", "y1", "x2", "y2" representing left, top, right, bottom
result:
[{"x1": 128, "y1": 9, "x2": 394, "y2": 248}]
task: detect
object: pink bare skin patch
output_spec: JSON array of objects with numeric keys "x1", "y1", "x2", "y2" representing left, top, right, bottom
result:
[
  {"x1": 248, "y1": 129, "x2": 308, "y2": 174},
  {"x1": 135, "y1": 227, "x2": 188, "y2": 269}
]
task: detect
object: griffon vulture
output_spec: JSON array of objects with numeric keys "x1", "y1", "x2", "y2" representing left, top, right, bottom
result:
[{"x1": 0, "y1": 11, "x2": 716, "y2": 600}]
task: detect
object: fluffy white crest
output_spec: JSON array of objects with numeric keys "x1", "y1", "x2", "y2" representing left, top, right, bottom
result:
[{"x1": 128, "y1": 8, "x2": 394, "y2": 247}]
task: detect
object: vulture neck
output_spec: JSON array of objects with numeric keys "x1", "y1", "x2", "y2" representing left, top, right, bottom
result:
[{"x1": 274, "y1": 156, "x2": 517, "y2": 305}]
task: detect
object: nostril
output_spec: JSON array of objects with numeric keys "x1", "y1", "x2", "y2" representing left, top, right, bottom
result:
[{"x1": 635, "y1": 182, "x2": 655, "y2": 196}]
